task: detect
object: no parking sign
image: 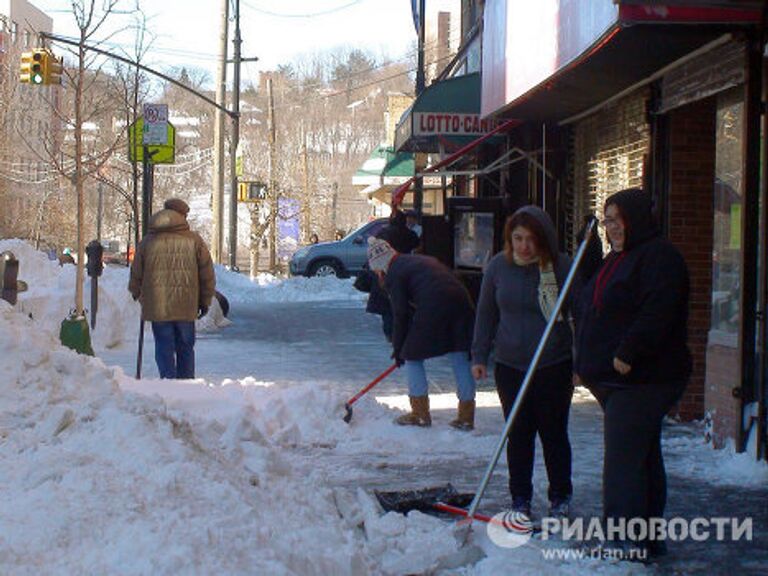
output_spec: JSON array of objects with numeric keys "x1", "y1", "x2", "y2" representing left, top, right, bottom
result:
[{"x1": 142, "y1": 103, "x2": 169, "y2": 145}]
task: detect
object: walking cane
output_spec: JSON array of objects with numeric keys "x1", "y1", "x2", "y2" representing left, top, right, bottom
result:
[
  {"x1": 464, "y1": 218, "x2": 598, "y2": 526},
  {"x1": 135, "y1": 317, "x2": 145, "y2": 379}
]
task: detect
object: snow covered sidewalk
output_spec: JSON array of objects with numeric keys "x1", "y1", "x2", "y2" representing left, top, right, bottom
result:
[{"x1": 1, "y1": 239, "x2": 766, "y2": 574}]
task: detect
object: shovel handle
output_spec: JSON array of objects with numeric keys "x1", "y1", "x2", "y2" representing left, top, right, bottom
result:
[
  {"x1": 345, "y1": 363, "x2": 397, "y2": 407},
  {"x1": 433, "y1": 502, "x2": 493, "y2": 524}
]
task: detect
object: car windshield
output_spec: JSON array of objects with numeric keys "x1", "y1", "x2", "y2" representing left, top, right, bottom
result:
[{"x1": 342, "y1": 220, "x2": 385, "y2": 242}]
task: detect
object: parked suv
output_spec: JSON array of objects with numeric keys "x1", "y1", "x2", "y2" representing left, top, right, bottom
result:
[{"x1": 289, "y1": 218, "x2": 388, "y2": 277}]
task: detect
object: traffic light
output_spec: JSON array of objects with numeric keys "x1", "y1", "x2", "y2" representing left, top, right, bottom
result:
[
  {"x1": 238, "y1": 181, "x2": 268, "y2": 202},
  {"x1": 20, "y1": 50, "x2": 44, "y2": 85},
  {"x1": 19, "y1": 49, "x2": 63, "y2": 85},
  {"x1": 44, "y1": 53, "x2": 63, "y2": 85}
]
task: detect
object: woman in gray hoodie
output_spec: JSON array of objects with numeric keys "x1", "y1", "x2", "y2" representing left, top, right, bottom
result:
[{"x1": 471, "y1": 206, "x2": 573, "y2": 519}]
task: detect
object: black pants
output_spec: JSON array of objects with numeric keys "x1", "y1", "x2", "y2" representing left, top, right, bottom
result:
[
  {"x1": 495, "y1": 360, "x2": 574, "y2": 503},
  {"x1": 590, "y1": 383, "x2": 684, "y2": 527}
]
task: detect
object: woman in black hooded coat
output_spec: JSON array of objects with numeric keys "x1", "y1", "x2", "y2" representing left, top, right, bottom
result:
[{"x1": 574, "y1": 188, "x2": 691, "y2": 558}]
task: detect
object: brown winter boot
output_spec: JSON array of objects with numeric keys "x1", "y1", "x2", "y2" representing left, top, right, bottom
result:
[
  {"x1": 395, "y1": 396, "x2": 431, "y2": 427},
  {"x1": 449, "y1": 400, "x2": 475, "y2": 431}
]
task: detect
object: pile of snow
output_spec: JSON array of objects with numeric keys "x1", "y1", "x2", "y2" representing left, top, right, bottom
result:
[
  {"x1": 0, "y1": 302, "x2": 480, "y2": 574},
  {"x1": 216, "y1": 266, "x2": 366, "y2": 305},
  {"x1": 665, "y1": 435, "x2": 768, "y2": 488}
]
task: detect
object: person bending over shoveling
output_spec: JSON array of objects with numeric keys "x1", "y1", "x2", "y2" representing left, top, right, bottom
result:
[{"x1": 367, "y1": 237, "x2": 476, "y2": 430}]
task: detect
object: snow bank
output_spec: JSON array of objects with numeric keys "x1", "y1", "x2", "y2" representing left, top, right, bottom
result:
[
  {"x1": 0, "y1": 302, "x2": 481, "y2": 574},
  {"x1": 216, "y1": 266, "x2": 365, "y2": 305},
  {"x1": 0, "y1": 241, "x2": 363, "y2": 352},
  {"x1": 665, "y1": 434, "x2": 768, "y2": 488},
  {"x1": 0, "y1": 303, "x2": 377, "y2": 574}
]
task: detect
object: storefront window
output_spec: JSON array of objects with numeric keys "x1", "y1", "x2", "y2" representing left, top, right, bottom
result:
[
  {"x1": 711, "y1": 91, "x2": 744, "y2": 340},
  {"x1": 454, "y1": 211, "x2": 494, "y2": 269}
]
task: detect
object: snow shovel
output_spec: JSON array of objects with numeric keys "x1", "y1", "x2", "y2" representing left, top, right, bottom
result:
[
  {"x1": 343, "y1": 363, "x2": 398, "y2": 423},
  {"x1": 370, "y1": 218, "x2": 598, "y2": 526},
  {"x1": 375, "y1": 484, "x2": 498, "y2": 523}
]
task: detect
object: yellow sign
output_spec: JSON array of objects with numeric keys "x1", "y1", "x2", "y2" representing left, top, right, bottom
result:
[
  {"x1": 128, "y1": 117, "x2": 175, "y2": 164},
  {"x1": 730, "y1": 204, "x2": 741, "y2": 250}
]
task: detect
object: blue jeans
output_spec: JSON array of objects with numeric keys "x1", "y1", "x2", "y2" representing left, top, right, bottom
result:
[
  {"x1": 151, "y1": 321, "x2": 196, "y2": 379},
  {"x1": 405, "y1": 351, "x2": 476, "y2": 401}
]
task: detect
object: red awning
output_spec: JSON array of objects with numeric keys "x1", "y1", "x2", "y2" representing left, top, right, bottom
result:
[
  {"x1": 490, "y1": 19, "x2": 758, "y2": 124},
  {"x1": 391, "y1": 119, "x2": 520, "y2": 208}
]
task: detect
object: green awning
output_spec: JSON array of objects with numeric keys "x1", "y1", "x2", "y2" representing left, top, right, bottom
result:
[
  {"x1": 352, "y1": 145, "x2": 414, "y2": 186},
  {"x1": 394, "y1": 72, "x2": 500, "y2": 153}
]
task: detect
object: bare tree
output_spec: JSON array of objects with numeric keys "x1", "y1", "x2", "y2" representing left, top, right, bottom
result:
[
  {"x1": 238, "y1": 47, "x2": 411, "y2": 273},
  {"x1": 49, "y1": 0, "x2": 138, "y2": 315}
]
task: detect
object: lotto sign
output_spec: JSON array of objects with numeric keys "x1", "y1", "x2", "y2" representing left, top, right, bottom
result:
[
  {"x1": 142, "y1": 103, "x2": 169, "y2": 145},
  {"x1": 413, "y1": 112, "x2": 498, "y2": 136}
]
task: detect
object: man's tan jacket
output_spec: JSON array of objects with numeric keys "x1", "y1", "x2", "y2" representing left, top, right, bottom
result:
[{"x1": 129, "y1": 209, "x2": 215, "y2": 322}]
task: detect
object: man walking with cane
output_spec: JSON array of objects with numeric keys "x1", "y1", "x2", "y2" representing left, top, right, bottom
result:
[{"x1": 129, "y1": 198, "x2": 215, "y2": 379}]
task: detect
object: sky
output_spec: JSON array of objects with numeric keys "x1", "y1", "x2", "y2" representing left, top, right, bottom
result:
[{"x1": 30, "y1": 0, "x2": 418, "y2": 88}]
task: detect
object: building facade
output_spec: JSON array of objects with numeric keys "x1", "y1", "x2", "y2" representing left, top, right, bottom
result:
[
  {"x1": 0, "y1": 0, "x2": 60, "y2": 244},
  {"x1": 478, "y1": 0, "x2": 766, "y2": 458}
]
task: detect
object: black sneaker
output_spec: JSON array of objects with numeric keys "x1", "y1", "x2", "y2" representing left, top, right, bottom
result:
[
  {"x1": 647, "y1": 539, "x2": 668, "y2": 558},
  {"x1": 548, "y1": 496, "x2": 571, "y2": 518},
  {"x1": 511, "y1": 496, "x2": 531, "y2": 517}
]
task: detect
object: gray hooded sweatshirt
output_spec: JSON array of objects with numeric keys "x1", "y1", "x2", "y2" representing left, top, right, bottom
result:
[{"x1": 471, "y1": 206, "x2": 572, "y2": 371}]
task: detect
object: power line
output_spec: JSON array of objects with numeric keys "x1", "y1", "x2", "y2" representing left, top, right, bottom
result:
[
  {"x1": 275, "y1": 29, "x2": 461, "y2": 92},
  {"x1": 241, "y1": 0, "x2": 365, "y2": 19},
  {"x1": 270, "y1": 51, "x2": 458, "y2": 111}
]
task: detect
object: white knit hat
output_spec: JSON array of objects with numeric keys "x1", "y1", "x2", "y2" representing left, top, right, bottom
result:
[{"x1": 367, "y1": 237, "x2": 396, "y2": 272}]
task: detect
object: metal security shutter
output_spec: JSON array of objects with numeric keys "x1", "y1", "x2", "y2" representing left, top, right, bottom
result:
[
  {"x1": 659, "y1": 39, "x2": 745, "y2": 114},
  {"x1": 568, "y1": 90, "x2": 650, "y2": 250}
]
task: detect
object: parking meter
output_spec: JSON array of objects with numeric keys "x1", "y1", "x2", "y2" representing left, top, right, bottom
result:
[
  {"x1": 85, "y1": 240, "x2": 104, "y2": 278},
  {"x1": 0, "y1": 251, "x2": 19, "y2": 305},
  {"x1": 85, "y1": 240, "x2": 104, "y2": 330}
]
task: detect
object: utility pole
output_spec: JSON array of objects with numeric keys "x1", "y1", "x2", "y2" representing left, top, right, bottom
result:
[
  {"x1": 413, "y1": 0, "x2": 427, "y2": 217},
  {"x1": 96, "y1": 180, "x2": 103, "y2": 241},
  {"x1": 416, "y1": 0, "x2": 426, "y2": 96},
  {"x1": 212, "y1": 0, "x2": 229, "y2": 263},
  {"x1": 302, "y1": 128, "x2": 310, "y2": 243},
  {"x1": 332, "y1": 182, "x2": 338, "y2": 234},
  {"x1": 228, "y1": 0, "x2": 242, "y2": 269},
  {"x1": 267, "y1": 77, "x2": 278, "y2": 270}
]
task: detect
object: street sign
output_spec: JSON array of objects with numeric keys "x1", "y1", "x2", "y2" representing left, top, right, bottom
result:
[
  {"x1": 142, "y1": 103, "x2": 169, "y2": 145},
  {"x1": 129, "y1": 117, "x2": 175, "y2": 164}
]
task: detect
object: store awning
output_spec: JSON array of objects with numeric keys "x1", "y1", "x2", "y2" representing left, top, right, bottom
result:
[
  {"x1": 352, "y1": 145, "x2": 414, "y2": 188},
  {"x1": 492, "y1": 15, "x2": 760, "y2": 124},
  {"x1": 353, "y1": 145, "x2": 451, "y2": 205},
  {"x1": 394, "y1": 73, "x2": 503, "y2": 153}
]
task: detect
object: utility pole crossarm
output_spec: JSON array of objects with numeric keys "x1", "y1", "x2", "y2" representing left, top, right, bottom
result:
[{"x1": 40, "y1": 32, "x2": 238, "y2": 119}]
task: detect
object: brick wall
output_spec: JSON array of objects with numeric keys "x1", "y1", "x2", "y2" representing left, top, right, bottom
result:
[{"x1": 666, "y1": 98, "x2": 716, "y2": 421}]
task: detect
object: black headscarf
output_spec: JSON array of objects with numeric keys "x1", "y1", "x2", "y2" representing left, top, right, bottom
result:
[{"x1": 604, "y1": 188, "x2": 660, "y2": 251}]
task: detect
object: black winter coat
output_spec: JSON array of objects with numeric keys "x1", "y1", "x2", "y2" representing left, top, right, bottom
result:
[
  {"x1": 574, "y1": 191, "x2": 692, "y2": 387},
  {"x1": 385, "y1": 254, "x2": 474, "y2": 361},
  {"x1": 354, "y1": 265, "x2": 391, "y2": 316},
  {"x1": 376, "y1": 222, "x2": 419, "y2": 255}
]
